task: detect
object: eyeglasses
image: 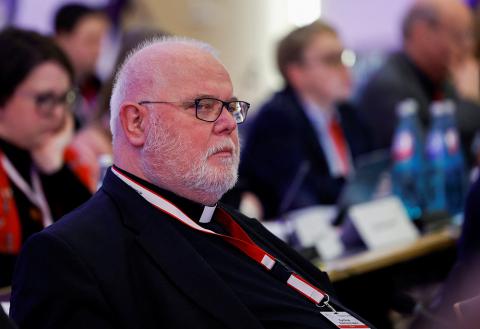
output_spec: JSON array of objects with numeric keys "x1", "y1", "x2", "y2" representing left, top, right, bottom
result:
[
  {"x1": 303, "y1": 51, "x2": 345, "y2": 68},
  {"x1": 19, "y1": 89, "x2": 76, "y2": 117},
  {"x1": 138, "y1": 97, "x2": 250, "y2": 124}
]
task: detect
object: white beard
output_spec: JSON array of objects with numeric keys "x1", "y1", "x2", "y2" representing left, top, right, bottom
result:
[{"x1": 141, "y1": 113, "x2": 239, "y2": 203}]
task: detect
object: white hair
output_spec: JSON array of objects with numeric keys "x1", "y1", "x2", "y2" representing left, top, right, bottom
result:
[{"x1": 109, "y1": 36, "x2": 219, "y2": 139}]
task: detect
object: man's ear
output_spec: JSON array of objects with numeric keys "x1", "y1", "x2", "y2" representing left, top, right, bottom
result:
[{"x1": 119, "y1": 102, "x2": 148, "y2": 146}]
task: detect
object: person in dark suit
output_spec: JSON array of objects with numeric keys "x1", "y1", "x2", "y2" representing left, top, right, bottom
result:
[
  {"x1": 239, "y1": 21, "x2": 372, "y2": 219},
  {"x1": 10, "y1": 37, "x2": 374, "y2": 329},
  {"x1": 355, "y1": 0, "x2": 480, "y2": 156}
]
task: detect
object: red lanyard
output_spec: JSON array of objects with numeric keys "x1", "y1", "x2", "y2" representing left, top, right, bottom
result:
[
  {"x1": 328, "y1": 119, "x2": 350, "y2": 176},
  {"x1": 1, "y1": 154, "x2": 53, "y2": 227},
  {"x1": 112, "y1": 167, "x2": 332, "y2": 307}
]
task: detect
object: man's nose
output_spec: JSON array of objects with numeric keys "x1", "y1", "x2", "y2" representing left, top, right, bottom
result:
[{"x1": 212, "y1": 106, "x2": 237, "y2": 135}]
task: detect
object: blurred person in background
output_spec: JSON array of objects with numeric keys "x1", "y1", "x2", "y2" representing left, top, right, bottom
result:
[
  {"x1": 239, "y1": 20, "x2": 372, "y2": 219},
  {"x1": 54, "y1": 3, "x2": 110, "y2": 127},
  {"x1": 356, "y1": 0, "x2": 480, "y2": 163},
  {"x1": 69, "y1": 28, "x2": 170, "y2": 190},
  {"x1": 70, "y1": 28, "x2": 167, "y2": 190},
  {"x1": 0, "y1": 28, "x2": 92, "y2": 288}
]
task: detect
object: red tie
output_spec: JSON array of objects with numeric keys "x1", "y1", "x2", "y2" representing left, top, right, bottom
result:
[{"x1": 328, "y1": 119, "x2": 350, "y2": 176}]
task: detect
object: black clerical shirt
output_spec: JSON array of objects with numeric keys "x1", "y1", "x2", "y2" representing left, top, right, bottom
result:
[{"x1": 115, "y1": 166, "x2": 362, "y2": 329}]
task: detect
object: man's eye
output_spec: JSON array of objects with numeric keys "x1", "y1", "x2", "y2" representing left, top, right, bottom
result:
[
  {"x1": 197, "y1": 101, "x2": 216, "y2": 110},
  {"x1": 199, "y1": 104, "x2": 211, "y2": 110}
]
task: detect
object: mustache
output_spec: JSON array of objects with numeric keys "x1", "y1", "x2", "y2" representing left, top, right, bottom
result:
[{"x1": 206, "y1": 139, "x2": 238, "y2": 158}]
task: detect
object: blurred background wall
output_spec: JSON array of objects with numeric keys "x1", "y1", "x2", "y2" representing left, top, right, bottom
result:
[{"x1": 2, "y1": 0, "x2": 417, "y2": 106}]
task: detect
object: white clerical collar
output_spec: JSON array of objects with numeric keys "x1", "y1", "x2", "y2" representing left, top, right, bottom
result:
[
  {"x1": 199, "y1": 205, "x2": 216, "y2": 223},
  {"x1": 111, "y1": 167, "x2": 217, "y2": 224}
]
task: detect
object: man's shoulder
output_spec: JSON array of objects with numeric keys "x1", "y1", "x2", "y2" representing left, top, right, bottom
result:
[
  {"x1": 247, "y1": 88, "x2": 305, "y2": 135},
  {"x1": 220, "y1": 203, "x2": 289, "y2": 249},
  {"x1": 40, "y1": 189, "x2": 121, "y2": 247},
  {"x1": 261, "y1": 87, "x2": 299, "y2": 110},
  {"x1": 363, "y1": 52, "x2": 414, "y2": 90},
  {"x1": 219, "y1": 203, "x2": 267, "y2": 234}
]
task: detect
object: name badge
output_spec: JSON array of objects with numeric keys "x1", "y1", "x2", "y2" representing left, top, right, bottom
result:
[
  {"x1": 321, "y1": 311, "x2": 370, "y2": 328},
  {"x1": 349, "y1": 196, "x2": 419, "y2": 250}
]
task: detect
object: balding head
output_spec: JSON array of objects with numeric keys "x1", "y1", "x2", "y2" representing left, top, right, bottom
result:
[
  {"x1": 402, "y1": 0, "x2": 473, "y2": 81},
  {"x1": 403, "y1": 0, "x2": 472, "y2": 39},
  {"x1": 109, "y1": 37, "x2": 241, "y2": 205},
  {"x1": 110, "y1": 37, "x2": 220, "y2": 137}
]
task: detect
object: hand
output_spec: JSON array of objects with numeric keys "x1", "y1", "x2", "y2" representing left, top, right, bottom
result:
[
  {"x1": 451, "y1": 56, "x2": 480, "y2": 103},
  {"x1": 31, "y1": 111, "x2": 74, "y2": 174},
  {"x1": 69, "y1": 124, "x2": 113, "y2": 189}
]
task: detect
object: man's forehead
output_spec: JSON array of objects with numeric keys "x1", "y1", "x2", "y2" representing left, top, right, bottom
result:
[
  {"x1": 133, "y1": 42, "x2": 217, "y2": 66},
  {"x1": 124, "y1": 41, "x2": 232, "y2": 98},
  {"x1": 130, "y1": 43, "x2": 225, "y2": 79},
  {"x1": 305, "y1": 33, "x2": 343, "y2": 53}
]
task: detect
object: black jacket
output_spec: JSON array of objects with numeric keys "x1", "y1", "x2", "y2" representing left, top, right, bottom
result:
[{"x1": 10, "y1": 169, "x2": 373, "y2": 329}]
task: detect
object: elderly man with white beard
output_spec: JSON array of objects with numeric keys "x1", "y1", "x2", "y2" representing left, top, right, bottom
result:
[{"x1": 10, "y1": 38, "x2": 374, "y2": 329}]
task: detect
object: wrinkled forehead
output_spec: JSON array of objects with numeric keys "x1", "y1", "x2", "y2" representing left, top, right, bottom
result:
[{"x1": 129, "y1": 43, "x2": 232, "y2": 99}]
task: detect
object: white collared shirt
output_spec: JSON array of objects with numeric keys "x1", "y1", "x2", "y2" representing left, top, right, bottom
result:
[{"x1": 302, "y1": 100, "x2": 353, "y2": 178}]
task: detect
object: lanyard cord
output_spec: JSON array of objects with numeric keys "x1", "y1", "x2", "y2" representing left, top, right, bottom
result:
[
  {"x1": 1, "y1": 155, "x2": 53, "y2": 227},
  {"x1": 112, "y1": 167, "x2": 335, "y2": 309}
]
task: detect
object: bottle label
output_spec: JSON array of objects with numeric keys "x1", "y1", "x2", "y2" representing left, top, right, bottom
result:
[
  {"x1": 426, "y1": 132, "x2": 444, "y2": 158},
  {"x1": 393, "y1": 131, "x2": 414, "y2": 161},
  {"x1": 445, "y1": 128, "x2": 460, "y2": 155}
]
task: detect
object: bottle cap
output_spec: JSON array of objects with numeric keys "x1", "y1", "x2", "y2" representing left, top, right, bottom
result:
[
  {"x1": 396, "y1": 98, "x2": 418, "y2": 117},
  {"x1": 429, "y1": 101, "x2": 445, "y2": 117},
  {"x1": 443, "y1": 99, "x2": 456, "y2": 115}
]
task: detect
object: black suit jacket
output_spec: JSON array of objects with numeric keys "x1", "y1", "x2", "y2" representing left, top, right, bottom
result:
[
  {"x1": 10, "y1": 169, "x2": 371, "y2": 329},
  {"x1": 239, "y1": 87, "x2": 372, "y2": 219}
]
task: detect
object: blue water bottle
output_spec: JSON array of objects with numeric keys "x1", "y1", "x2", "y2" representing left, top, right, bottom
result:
[
  {"x1": 391, "y1": 99, "x2": 425, "y2": 220},
  {"x1": 443, "y1": 100, "x2": 466, "y2": 215},
  {"x1": 425, "y1": 101, "x2": 448, "y2": 213}
]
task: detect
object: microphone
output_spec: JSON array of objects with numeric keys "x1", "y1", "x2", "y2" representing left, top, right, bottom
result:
[
  {"x1": 278, "y1": 160, "x2": 311, "y2": 249},
  {"x1": 279, "y1": 160, "x2": 311, "y2": 215}
]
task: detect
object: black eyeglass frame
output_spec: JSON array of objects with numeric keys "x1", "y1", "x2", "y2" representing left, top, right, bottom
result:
[{"x1": 138, "y1": 97, "x2": 250, "y2": 124}]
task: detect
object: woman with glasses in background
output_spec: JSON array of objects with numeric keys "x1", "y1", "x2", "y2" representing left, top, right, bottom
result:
[{"x1": 0, "y1": 28, "x2": 91, "y2": 288}]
